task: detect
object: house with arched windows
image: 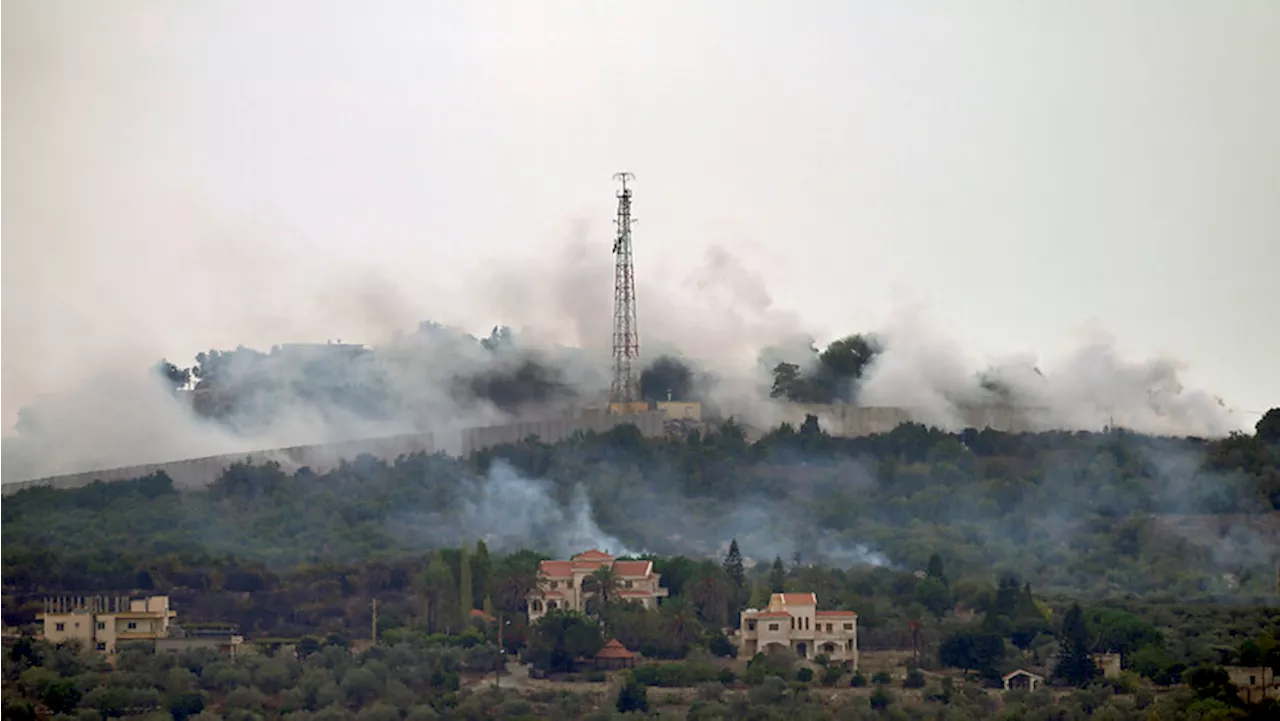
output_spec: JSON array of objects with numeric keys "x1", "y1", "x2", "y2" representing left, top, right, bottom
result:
[
  {"x1": 733, "y1": 592, "x2": 858, "y2": 666},
  {"x1": 527, "y1": 549, "x2": 669, "y2": 622}
]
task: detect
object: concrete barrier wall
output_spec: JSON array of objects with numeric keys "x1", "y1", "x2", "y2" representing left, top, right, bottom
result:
[
  {"x1": 1, "y1": 412, "x2": 668, "y2": 496},
  {"x1": 1, "y1": 403, "x2": 1033, "y2": 496}
]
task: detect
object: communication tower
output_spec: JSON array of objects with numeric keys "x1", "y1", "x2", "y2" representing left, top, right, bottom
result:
[{"x1": 609, "y1": 172, "x2": 644, "y2": 413}]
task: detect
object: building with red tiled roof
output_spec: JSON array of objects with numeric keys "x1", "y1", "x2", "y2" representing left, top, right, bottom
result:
[
  {"x1": 527, "y1": 549, "x2": 669, "y2": 622},
  {"x1": 734, "y1": 592, "x2": 859, "y2": 666}
]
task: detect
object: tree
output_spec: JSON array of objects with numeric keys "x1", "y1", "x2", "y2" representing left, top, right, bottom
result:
[
  {"x1": 914, "y1": 578, "x2": 952, "y2": 619},
  {"x1": 1053, "y1": 604, "x2": 1100, "y2": 687},
  {"x1": 473, "y1": 539, "x2": 493, "y2": 611},
  {"x1": 616, "y1": 672, "x2": 650, "y2": 713},
  {"x1": 939, "y1": 629, "x2": 1005, "y2": 678},
  {"x1": 723, "y1": 539, "x2": 746, "y2": 591},
  {"x1": 524, "y1": 610, "x2": 604, "y2": 674},
  {"x1": 458, "y1": 541, "x2": 474, "y2": 619},
  {"x1": 770, "y1": 362, "x2": 804, "y2": 400},
  {"x1": 154, "y1": 359, "x2": 192, "y2": 391},
  {"x1": 688, "y1": 562, "x2": 734, "y2": 628},
  {"x1": 1258, "y1": 408, "x2": 1280, "y2": 444},
  {"x1": 422, "y1": 551, "x2": 459, "y2": 634},
  {"x1": 926, "y1": 554, "x2": 947, "y2": 585},
  {"x1": 583, "y1": 565, "x2": 623, "y2": 615},
  {"x1": 769, "y1": 556, "x2": 786, "y2": 594}
]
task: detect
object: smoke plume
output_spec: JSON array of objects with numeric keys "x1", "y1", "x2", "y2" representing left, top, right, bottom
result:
[{"x1": 389, "y1": 460, "x2": 636, "y2": 559}]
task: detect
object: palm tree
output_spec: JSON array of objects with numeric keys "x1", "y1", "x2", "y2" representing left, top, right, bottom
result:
[
  {"x1": 582, "y1": 565, "x2": 623, "y2": 616},
  {"x1": 494, "y1": 566, "x2": 540, "y2": 615},
  {"x1": 689, "y1": 562, "x2": 733, "y2": 629},
  {"x1": 661, "y1": 597, "x2": 702, "y2": 650}
]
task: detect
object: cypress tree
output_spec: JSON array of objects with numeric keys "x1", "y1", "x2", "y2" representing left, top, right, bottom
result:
[
  {"x1": 473, "y1": 538, "x2": 492, "y2": 610},
  {"x1": 1053, "y1": 604, "x2": 1100, "y2": 687},
  {"x1": 769, "y1": 556, "x2": 786, "y2": 594},
  {"x1": 723, "y1": 539, "x2": 746, "y2": 590},
  {"x1": 459, "y1": 541, "x2": 474, "y2": 620}
]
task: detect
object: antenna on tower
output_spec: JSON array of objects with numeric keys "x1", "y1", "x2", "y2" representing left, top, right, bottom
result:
[{"x1": 609, "y1": 172, "x2": 640, "y2": 412}]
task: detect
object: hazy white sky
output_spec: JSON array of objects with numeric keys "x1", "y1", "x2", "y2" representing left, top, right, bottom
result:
[{"x1": 4, "y1": 1, "x2": 1278, "y2": 429}]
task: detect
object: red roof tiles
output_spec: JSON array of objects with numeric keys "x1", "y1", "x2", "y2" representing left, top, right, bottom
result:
[
  {"x1": 816, "y1": 610, "x2": 858, "y2": 617},
  {"x1": 778, "y1": 593, "x2": 818, "y2": 606},
  {"x1": 539, "y1": 560, "x2": 574, "y2": 576},
  {"x1": 613, "y1": 560, "x2": 652, "y2": 576},
  {"x1": 595, "y1": 639, "x2": 636, "y2": 659}
]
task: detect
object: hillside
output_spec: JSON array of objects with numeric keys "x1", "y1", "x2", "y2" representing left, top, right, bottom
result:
[{"x1": 5, "y1": 417, "x2": 1278, "y2": 602}]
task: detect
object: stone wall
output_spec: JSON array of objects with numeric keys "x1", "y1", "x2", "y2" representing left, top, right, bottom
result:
[{"x1": 0, "y1": 411, "x2": 666, "y2": 495}]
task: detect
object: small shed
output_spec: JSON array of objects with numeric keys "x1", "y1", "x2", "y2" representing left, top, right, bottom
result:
[
  {"x1": 592, "y1": 639, "x2": 637, "y2": 670},
  {"x1": 1002, "y1": 669, "x2": 1045, "y2": 691}
]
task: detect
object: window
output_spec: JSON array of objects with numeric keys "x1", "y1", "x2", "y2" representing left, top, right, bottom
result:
[
  {"x1": 826, "y1": 624, "x2": 833, "y2": 633},
  {"x1": 843, "y1": 623, "x2": 853, "y2": 630},
  {"x1": 624, "y1": 580, "x2": 633, "y2": 588},
  {"x1": 747, "y1": 620, "x2": 756, "y2": 631},
  {"x1": 127, "y1": 622, "x2": 137, "y2": 630},
  {"x1": 96, "y1": 642, "x2": 107, "y2": 651},
  {"x1": 55, "y1": 623, "x2": 65, "y2": 632},
  {"x1": 548, "y1": 601, "x2": 557, "y2": 610},
  {"x1": 768, "y1": 623, "x2": 780, "y2": 631},
  {"x1": 550, "y1": 581, "x2": 559, "y2": 590},
  {"x1": 97, "y1": 621, "x2": 106, "y2": 630}
]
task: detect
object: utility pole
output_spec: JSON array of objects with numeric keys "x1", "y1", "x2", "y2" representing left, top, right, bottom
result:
[
  {"x1": 371, "y1": 598, "x2": 378, "y2": 646},
  {"x1": 609, "y1": 172, "x2": 640, "y2": 411},
  {"x1": 495, "y1": 610, "x2": 503, "y2": 689}
]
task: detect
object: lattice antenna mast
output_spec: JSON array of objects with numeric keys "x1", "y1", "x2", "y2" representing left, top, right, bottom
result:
[{"x1": 610, "y1": 172, "x2": 640, "y2": 405}]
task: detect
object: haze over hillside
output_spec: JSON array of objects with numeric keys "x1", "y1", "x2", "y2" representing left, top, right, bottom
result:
[{"x1": 4, "y1": 2, "x2": 1277, "y2": 482}]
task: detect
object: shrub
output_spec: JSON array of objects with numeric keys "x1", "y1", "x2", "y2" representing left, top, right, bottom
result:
[
  {"x1": 903, "y1": 668, "x2": 926, "y2": 689},
  {"x1": 796, "y1": 667, "x2": 814, "y2": 683},
  {"x1": 872, "y1": 670, "x2": 892, "y2": 685},
  {"x1": 851, "y1": 672, "x2": 868, "y2": 687}
]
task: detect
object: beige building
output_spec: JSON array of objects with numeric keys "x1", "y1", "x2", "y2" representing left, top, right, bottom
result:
[
  {"x1": 734, "y1": 592, "x2": 858, "y2": 665},
  {"x1": 528, "y1": 549, "x2": 669, "y2": 622},
  {"x1": 38, "y1": 595, "x2": 175, "y2": 654},
  {"x1": 732, "y1": 594, "x2": 860, "y2": 660}
]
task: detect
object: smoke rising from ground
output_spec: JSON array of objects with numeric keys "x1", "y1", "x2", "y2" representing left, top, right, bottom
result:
[
  {"x1": 0, "y1": 231, "x2": 1252, "y2": 483},
  {"x1": 389, "y1": 460, "x2": 635, "y2": 560}
]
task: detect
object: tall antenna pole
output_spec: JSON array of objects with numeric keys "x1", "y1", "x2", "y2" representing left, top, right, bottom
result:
[{"x1": 610, "y1": 172, "x2": 640, "y2": 408}]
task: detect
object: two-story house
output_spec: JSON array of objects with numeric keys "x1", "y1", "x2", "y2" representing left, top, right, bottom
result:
[
  {"x1": 735, "y1": 592, "x2": 858, "y2": 666},
  {"x1": 528, "y1": 549, "x2": 669, "y2": 622},
  {"x1": 38, "y1": 595, "x2": 176, "y2": 654}
]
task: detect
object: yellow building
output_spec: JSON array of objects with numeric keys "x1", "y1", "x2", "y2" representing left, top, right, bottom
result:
[
  {"x1": 38, "y1": 595, "x2": 176, "y2": 654},
  {"x1": 734, "y1": 592, "x2": 858, "y2": 665},
  {"x1": 608, "y1": 401, "x2": 651, "y2": 415},
  {"x1": 529, "y1": 549, "x2": 669, "y2": 622}
]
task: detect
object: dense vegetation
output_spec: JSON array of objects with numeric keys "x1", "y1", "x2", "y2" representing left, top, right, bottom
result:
[{"x1": 4, "y1": 411, "x2": 1279, "y2": 718}]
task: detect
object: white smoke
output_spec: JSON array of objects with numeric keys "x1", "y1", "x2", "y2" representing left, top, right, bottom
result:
[
  {"x1": 853, "y1": 303, "x2": 1246, "y2": 437},
  {"x1": 422, "y1": 460, "x2": 636, "y2": 559}
]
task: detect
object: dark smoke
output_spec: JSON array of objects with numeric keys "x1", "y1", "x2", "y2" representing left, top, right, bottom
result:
[
  {"x1": 640, "y1": 355, "x2": 695, "y2": 402},
  {"x1": 455, "y1": 358, "x2": 577, "y2": 414}
]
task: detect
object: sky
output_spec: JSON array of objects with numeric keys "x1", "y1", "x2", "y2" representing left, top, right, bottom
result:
[{"x1": 3, "y1": 0, "x2": 1278, "y2": 433}]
